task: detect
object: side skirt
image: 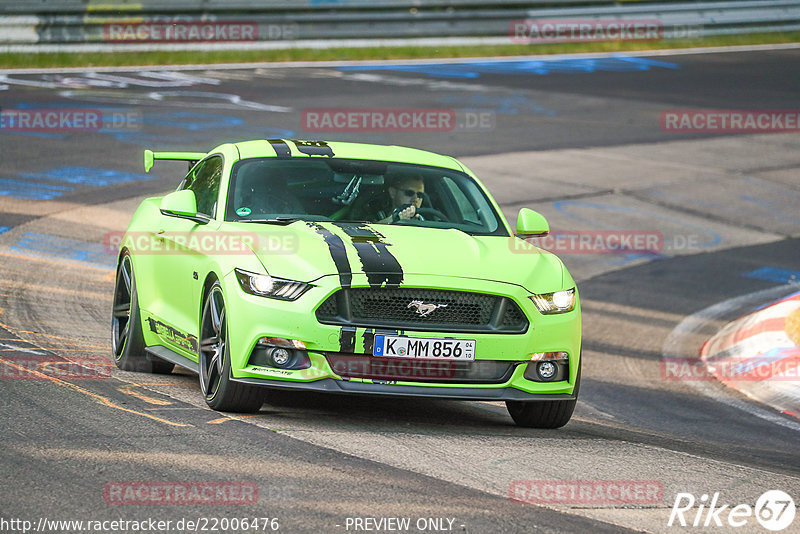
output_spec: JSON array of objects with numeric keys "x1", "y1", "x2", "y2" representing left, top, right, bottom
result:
[{"x1": 146, "y1": 345, "x2": 199, "y2": 374}]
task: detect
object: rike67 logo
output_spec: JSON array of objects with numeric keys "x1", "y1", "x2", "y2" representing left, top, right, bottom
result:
[{"x1": 668, "y1": 490, "x2": 795, "y2": 531}]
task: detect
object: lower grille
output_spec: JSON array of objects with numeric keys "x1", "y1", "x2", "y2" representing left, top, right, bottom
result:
[{"x1": 325, "y1": 353, "x2": 518, "y2": 384}]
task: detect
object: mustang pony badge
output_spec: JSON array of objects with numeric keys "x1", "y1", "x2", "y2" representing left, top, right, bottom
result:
[{"x1": 407, "y1": 300, "x2": 448, "y2": 317}]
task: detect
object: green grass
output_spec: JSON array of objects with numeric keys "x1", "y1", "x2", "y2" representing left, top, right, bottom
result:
[{"x1": 1, "y1": 32, "x2": 799, "y2": 69}]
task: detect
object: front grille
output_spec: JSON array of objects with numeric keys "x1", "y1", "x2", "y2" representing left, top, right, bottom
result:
[
  {"x1": 325, "y1": 353, "x2": 518, "y2": 384},
  {"x1": 315, "y1": 288, "x2": 529, "y2": 333}
]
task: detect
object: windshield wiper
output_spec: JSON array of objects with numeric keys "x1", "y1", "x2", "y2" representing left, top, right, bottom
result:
[{"x1": 238, "y1": 217, "x2": 300, "y2": 225}]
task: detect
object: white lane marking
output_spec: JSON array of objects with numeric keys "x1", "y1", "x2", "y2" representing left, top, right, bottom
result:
[
  {"x1": 57, "y1": 89, "x2": 292, "y2": 112},
  {"x1": 82, "y1": 71, "x2": 222, "y2": 87},
  {"x1": 0, "y1": 342, "x2": 46, "y2": 355},
  {"x1": 0, "y1": 71, "x2": 221, "y2": 90},
  {"x1": 335, "y1": 72, "x2": 491, "y2": 92},
  {"x1": 1, "y1": 42, "x2": 800, "y2": 74},
  {"x1": 662, "y1": 284, "x2": 800, "y2": 432}
]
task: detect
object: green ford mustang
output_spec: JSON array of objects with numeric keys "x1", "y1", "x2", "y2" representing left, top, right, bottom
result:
[{"x1": 112, "y1": 139, "x2": 581, "y2": 428}]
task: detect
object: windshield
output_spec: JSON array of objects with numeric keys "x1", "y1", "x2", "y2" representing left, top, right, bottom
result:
[{"x1": 224, "y1": 157, "x2": 507, "y2": 236}]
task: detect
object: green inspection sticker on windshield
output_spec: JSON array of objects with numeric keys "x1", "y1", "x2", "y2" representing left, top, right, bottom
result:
[{"x1": 236, "y1": 207, "x2": 252, "y2": 217}]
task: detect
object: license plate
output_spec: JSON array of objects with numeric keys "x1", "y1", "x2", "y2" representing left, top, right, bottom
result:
[{"x1": 372, "y1": 335, "x2": 475, "y2": 361}]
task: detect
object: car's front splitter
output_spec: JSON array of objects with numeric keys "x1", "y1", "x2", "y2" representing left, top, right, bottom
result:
[{"x1": 229, "y1": 375, "x2": 577, "y2": 402}]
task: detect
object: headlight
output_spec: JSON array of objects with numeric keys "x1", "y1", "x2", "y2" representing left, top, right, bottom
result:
[
  {"x1": 530, "y1": 288, "x2": 576, "y2": 314},
  {"x1": 235, "y1": 269, "x2": 312, "y2": 300}
]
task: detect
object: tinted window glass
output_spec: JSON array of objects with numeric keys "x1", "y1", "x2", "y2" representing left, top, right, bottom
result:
[
  {"x1": 183, "y1": 156, "x2": 222, "y2": 217},
  {"x1": 225, "y1": 158, "x2": 506, "y2": 236}
]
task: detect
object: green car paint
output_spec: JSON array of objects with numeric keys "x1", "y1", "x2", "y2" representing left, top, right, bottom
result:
[{"x1": 114, "y1": 139, "x2": 581, "y2": 428}]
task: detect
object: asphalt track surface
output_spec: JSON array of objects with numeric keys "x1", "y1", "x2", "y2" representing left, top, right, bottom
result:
[{"x1": 1, "y1": 48, "x2": 799, "y2": 533}]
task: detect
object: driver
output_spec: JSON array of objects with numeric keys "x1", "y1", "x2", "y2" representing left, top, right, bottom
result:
[{"x1": 377, "y1": 174, "x2": 425, "y2": 223}]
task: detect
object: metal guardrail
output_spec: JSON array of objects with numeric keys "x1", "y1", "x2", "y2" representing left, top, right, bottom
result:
[
  {"x1": 0, "y1": 0, "x2": 798, "y2": 46},
  {"x1": 0, "y1": 1, "x2": 665, "y2": 14}
]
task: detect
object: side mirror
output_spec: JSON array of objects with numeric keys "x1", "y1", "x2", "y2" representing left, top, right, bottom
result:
[
  {"x1": 516, "y1": 208, "x2": 549, "y2": 236},
  {"x1": 160, "y1": 190, "x2": 208, "y2": 224},
  {"x1": 161, "y1": 190, "x2": 197, "y2": 216}
]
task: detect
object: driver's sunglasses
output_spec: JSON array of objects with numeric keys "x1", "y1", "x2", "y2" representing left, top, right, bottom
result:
[{"x1": 401, "y1": 189, "x2": 424, "y2": 199}]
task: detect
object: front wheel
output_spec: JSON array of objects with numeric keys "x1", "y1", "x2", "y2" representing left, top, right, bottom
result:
[
  {"x1": 506, "y1": 359, "x2": 581, "y2": 429},
  {"x1": 199, "y1": 282, "x2": 264, "y2": 412}
]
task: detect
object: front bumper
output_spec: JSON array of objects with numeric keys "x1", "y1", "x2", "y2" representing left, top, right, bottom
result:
[{"x1": 222, "y1": 271, "x2": 581, "y2": 397}]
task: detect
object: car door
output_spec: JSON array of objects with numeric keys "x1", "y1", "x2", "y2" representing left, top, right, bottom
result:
[{"x1": 152, "y1": 156, "x2": 223, "y2": 358}]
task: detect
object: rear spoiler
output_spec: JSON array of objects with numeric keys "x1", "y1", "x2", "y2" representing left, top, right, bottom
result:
[{"x1": 144, "y1": 149, "x2": 207, "y2": 173}]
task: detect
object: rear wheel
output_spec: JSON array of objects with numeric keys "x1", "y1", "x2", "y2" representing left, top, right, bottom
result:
[
  {"x1": 199, "y1": 282, "x2": 264, "y2": 412},
  {"x1": 112, "y1": 253, "x2": 174, "y2": 374},
  {"x1": 506, "y1": 358, "x2": 581, "y2": 429}
]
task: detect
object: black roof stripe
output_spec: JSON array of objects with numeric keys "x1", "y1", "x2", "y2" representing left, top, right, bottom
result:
[{"x1": 267, "y1": 139, "x2": 291, "y2": 158}]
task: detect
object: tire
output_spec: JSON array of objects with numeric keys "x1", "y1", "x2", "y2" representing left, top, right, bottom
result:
[
  {"x1": 506, "y1": 358, "x2": 581, "y2": 429},
  {"x1": 198, "y1": 282, "x2": 265, "y2": 413},
  {"x1": 112, "y1": 253, "x2": 175, "y2": 374}
]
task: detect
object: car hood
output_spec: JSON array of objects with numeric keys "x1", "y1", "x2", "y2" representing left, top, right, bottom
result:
[{"x1": 230, "y1": 221, "x2": 565, "y2": 292}]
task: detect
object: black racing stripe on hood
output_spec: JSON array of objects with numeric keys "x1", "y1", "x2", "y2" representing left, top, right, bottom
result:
[
  {"x1": 306, "y1": 222, "x2": 352, "y2": 289},
  {"x1": 362, "y1": 328, "x2": 375, "y2": 355},
  {"x1": 267, "y1": 139, "x2": 291, "y2": 158},
  {"x1": 334, "y1": 223, "x2": 403, "y2": 288},
  {"x1": 339, "y1": 326, "x2": 356, "y2": 353}
]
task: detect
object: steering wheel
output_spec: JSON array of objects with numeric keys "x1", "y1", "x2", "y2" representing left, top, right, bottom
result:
[
  {"x1": 414, "y1": 207, "x2": 449, "y2": 222},
  {"x1": 389, "y1": 205, "x2": 449, "y2": 223}
]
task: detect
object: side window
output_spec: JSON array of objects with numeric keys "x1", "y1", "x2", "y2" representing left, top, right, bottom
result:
[
  {"x1": 182, "y1": 156, "x2": 222, "y2": 218},
  {"x1": 442, "y1": 176, "x2": 479, "y2": 222}
]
